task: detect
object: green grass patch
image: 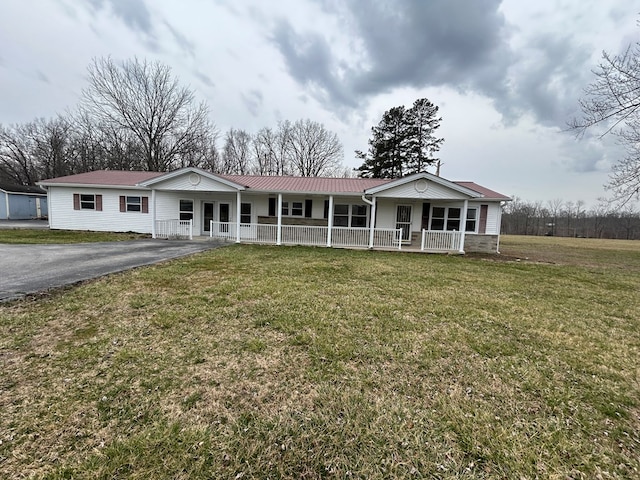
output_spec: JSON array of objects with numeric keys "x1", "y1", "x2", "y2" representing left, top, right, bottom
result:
[
  {"x1": 0, "y1": 229, "x2": 149, "y2": 244},
  {"x1": 1, "y1": 238, "x2": 639, "y2": 478}
]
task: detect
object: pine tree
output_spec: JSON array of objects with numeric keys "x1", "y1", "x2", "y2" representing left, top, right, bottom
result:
[
  {"x1": 405, "y1": 98, "x2": 443, "y2": 173},
  {"x1": 357, "y1": 99, "x2": 443, "y2": 178}
]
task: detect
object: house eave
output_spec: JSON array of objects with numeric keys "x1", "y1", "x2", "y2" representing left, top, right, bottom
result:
[{"x1": 37, "y1": 182, "x2": 150, "y2": 190}]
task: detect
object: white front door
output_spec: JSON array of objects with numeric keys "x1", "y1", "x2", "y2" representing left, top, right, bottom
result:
[{"x1": 396, "y1": 204, "x2": 412, "y2": 242}]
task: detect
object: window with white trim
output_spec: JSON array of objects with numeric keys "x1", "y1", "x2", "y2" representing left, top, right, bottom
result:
[
  {"x1": 465, "y1": 208, "x2": 478, "y2": 232},
  {"x1": 180, "y1": 199, "x2": 194, "y2": 220},
  {"x1": 240, "y1": 202, "x2": 252, "y2": 224},
  {"x1": 281, "y1": 200, "x2": 311, "y2": 217},
  {"x1": 80, "y1": 194, "x2": 96, "y2": 210},
  {"x1": 430, "y1": 206, "x2": 477, "y2": 232},
  {"x1": 126, "y1": 196, "x2": 141, "y2": 212},
  {"x1": 333, "y1": 203, "x2": 368, "y2": 227}
]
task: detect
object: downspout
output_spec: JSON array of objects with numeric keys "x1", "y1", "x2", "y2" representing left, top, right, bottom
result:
[
  {"x1": 236, "y1": 190, "x2": 241, "y2": 243},
  {"x1": 362, "y1": 194, "x2": 375, "y2": 249},
  {"x1": 5, "y1": 190, "x2": 10, "y2": 220},
  {"x1": 326, "y1": 195, "x2": 334, "y2": 247},
  {"x1": 151, "y1": 189, "x2": 156, "y2": 238},
  {"x1": 276, "y1": 193, "x2": 282, "y2": 246},
  {"x1": 459, "y1": 199, "x2": 468, "y2": 254},
  {"x1": 497, "y1": 202, "x2": 504, "y2": 254}
]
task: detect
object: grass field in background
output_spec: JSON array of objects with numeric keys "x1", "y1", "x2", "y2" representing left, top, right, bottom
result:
[{"x1": 0, "y1": 235, "x2": 639, "y2": 478}]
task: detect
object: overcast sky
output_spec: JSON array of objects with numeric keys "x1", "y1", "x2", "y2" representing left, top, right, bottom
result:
[{"x1": 1, "y1": 0, "x2": 638, "y2": 207}]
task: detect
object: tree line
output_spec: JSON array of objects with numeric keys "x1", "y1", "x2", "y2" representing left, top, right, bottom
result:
[
  {"x1": 0, "y1": 57, "x2": 346, "y2": 186},
  {"x1": 501, "y1": 197, "x2": 640, "y2": 240}
]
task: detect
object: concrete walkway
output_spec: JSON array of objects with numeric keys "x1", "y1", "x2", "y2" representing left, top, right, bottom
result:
[{"x1": 0, "y1": 239, "x2": 222, "y2": 302}]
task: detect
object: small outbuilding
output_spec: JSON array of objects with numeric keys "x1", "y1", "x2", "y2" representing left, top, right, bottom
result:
[{"x1": 0, "y1": 184, "x2": 48, "y2": 220}]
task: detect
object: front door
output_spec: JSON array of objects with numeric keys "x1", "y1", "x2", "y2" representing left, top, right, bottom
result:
[
  {"x1": 203, "y1": 202, "x2": 214, "y2": 233},
  {"x1": 396, "y1": 205, "x2": 412, "y2": 242}
]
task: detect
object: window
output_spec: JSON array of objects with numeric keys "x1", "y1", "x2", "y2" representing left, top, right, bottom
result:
[
  {"x1": 126, "y1": 196, "x2": 141, "y2": 212},
  {"x1": 241, "y1": 203, "x2": 252, "y2": 224},
  {"x1": 430, "y1": 206, "x2": 477, "y2": 232},
  {"x1": 73, "y1": 193, "x2": 102, "y2": 211},
  {"x1": 280, "y1": 199, "x2": 312, "y2": 217},
  {"x1": 431, "y1": 207, "x2": 445, "y2": 230},
  {"x1": 333, "y1": 203, "x2": 368, "y2": 227},
  {"x1": 333, "y1": 204, "x2": 349, "y2": 226},
  {"x1": 119, "y1": 195, "x2": 148, "y2": 213},
  {"x1": 80, "y1": 194, "x2": 95, "y2": 210},
  {"x1": 291, "y1": 201, "x2": 303, "y2": 216},
  {"x1": 466, "y1": 208, "x2": 477, "y2": 232},
  {"x1": 447, "y1": 208, "x2": 461, "y2": 231},
  {"x1": 180, "y1": 199, "x2": 194, "y2": 220},
  {"x1": 351, "y1": 205, "x2": 368, "y2": 227}
]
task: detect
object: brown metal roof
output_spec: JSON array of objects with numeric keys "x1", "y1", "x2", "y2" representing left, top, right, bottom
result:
[
  {"x1": 37, "y1": 170, "x2": 510, "y2": 200},
  {"x1": 455, "y1": 182, "x2": 511, "y2": 200},
  {"x1": 39, "y1": 170, "x2": 163, "y2": 186},
  {"x1": 219, "y1": 175, "x2": 391, "y2": 193}
]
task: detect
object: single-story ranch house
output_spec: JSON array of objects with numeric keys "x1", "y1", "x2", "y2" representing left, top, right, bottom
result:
[{"x1": 38, "y1": 167, "x2": 511, "y2": 253}]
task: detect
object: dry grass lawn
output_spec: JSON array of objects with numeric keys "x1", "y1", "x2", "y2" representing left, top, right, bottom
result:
[{"x1": 0, "y1": 234, "x2": 639, "y2": 478}]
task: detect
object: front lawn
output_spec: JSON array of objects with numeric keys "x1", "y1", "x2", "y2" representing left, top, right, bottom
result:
[{"x1": 0, "y1": 237, "x2": 638, "y2": 478}]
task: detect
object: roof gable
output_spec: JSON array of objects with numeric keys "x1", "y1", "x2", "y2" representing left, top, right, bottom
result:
[
  {"x1": 138, "y1": 167, "x2": 244, "y2": 192},
  {"x1": 365, "y1": 172, "x2": 483, "y2": 199}
]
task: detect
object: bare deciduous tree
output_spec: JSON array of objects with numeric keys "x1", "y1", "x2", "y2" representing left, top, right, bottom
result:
[
  {"x1": 79, "y1": 56, "x2": 214, "y2": 172},
  {"x1": 570, "y1": 43, "x2": 640, "y2": 205},
  {"x1": 221, "y1": 128, "x2": 252, "y2": 174},
  {"x1": 286, "y1": 119, "x2": 343, "y2": 177}
]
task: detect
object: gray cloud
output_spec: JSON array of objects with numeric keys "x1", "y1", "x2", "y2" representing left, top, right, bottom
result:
[
  {"x1": 271, "y1": 0, "x2": 512, "y2": 107},
  {"x1": 241, "y1": 89, "x2": 264, "y2": 117},
  {"x1": 268, "y1": 0, "x2": 632, "y2": 176},
  {"x1": 193, "y1": 70, "x2": 215, "y2": 88},
  {"x1": 35, "y1": 70, "x2": 50, "y2": 84},
  {"x1": 80, "y1": 0, "x2": 161, "y2": 51},
  {"x1": 163, "y1": 20, "x2": 195, "y2": 57},
  {"x1": 84, "y1": 0, "x2": 154, "y2": 35}
]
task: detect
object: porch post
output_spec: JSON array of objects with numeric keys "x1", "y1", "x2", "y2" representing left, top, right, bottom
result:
[
  {"x1": 276, "y1": 193, "x2": 282, "y2": 246},
  {"x1": 236, "y1": 190, "x2": 241, "y2": 243},
  {"x1": 326, "y1": 195, "x2": 334, "y2": 247},
  {"x1": 459, "y1": 199, "x2": 468, "y2": 253},
  {"x1": 151, "y1": 189, "x2": 156, "y2": 238},
  {"x1": 368, "y1": 196, "x2": 377, "y2": 249}
]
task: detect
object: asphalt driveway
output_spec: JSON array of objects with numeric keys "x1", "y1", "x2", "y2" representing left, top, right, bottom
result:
[{"x1": 0, "y1": 240, "x2": 223, "y2": 302}]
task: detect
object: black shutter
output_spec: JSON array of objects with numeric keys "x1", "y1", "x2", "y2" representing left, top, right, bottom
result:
[
  {"x1": 304, "y1": 199, "x2": 312, "y2": 218},
  {"x1": 268, "y1": 198, "x2": 276, "y2": 216},
  {"x1": 323, "y1": 200, "x2": 329, "y2": 219}
]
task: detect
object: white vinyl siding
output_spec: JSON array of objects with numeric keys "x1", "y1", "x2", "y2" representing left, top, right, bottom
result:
[{"x1": 48, "y1": 187, "x2": 153, "y2": 233}]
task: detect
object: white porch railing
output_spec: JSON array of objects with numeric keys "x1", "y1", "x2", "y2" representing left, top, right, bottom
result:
[
  {"x1": 155, "y1": 219, "x2": 193, "y2": 240},
  {"x1": 421, "y1": 229, "x2": 463, "y2": 251},
  {"x1": 210, "y1": 221, "x2": 403, "y2": 249}
]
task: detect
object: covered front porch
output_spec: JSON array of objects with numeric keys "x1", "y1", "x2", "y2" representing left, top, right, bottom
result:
[{"x1": 153, "y1": 218, "x2": 465, "y2": 253}]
